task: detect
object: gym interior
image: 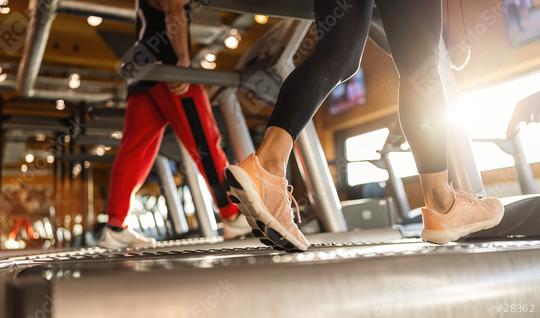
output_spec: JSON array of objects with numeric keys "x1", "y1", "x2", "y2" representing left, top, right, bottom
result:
[{"x1": 1, "y1": 0, "x2": 540, "y2": 317}]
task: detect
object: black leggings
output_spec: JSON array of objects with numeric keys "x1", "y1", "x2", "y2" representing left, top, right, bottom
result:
[{"x1": 267, "y1": 0, "x2": 446, "y2": 173}]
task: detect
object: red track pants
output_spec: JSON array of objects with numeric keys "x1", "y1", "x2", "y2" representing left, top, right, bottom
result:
[{"x1": 107, "y1": 83, "x2": 238, "y2": 228}]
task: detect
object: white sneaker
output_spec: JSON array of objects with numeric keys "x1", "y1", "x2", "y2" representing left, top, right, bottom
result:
[
  {"x1": 223, "y1": 213, "x2": 252, "y2": 240},
  {"x1": 99, "y1": 227, "x2": 157, "y2": 249}
]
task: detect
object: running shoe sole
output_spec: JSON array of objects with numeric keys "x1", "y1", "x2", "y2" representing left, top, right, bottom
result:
[
  {"x1": 422, "y1": 210, "x2": 504, "y2": 244},
  {"x1": 224, "y1": 166, "x2": 309, "y2": 252}
]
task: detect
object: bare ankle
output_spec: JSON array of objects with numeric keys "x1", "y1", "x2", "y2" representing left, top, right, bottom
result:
[
  {"x1": 425, "y1": 185, "x2": 454, "y2": 213},
  {"x1": 254, "y1": 127, "x2": 293, "y2": 178},
  {"x1": 419, "y1": 170, "x2": 455, "y2": 214},
  {"x1": 258, "y1": 157, "x2": 286, "y2": 177}
]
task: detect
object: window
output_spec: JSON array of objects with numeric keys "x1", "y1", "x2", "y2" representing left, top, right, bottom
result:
[
  {"x1": 345, "y1": 128, "x2": 419, "y2": 186},
  {"x1": 345, "y1": 128, "x2": 389, "y2": 161},
  {"x1": 387, "y1": 152, "x2": 418, "y2": 178},
  {"x1": 454, "y1": 71, "x2": 540, "y2": 171},
  {"x1": 344, "y1": 71, "x2": 540, "y2": 187},
  {"x1": 345, "y1": 128, "x2": 389, "y2": 186}
]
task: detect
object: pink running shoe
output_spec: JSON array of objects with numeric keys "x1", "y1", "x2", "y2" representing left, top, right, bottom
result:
[
  {"x1": 225, "y1": 154, "x2": 310, "y2": 252},
  {"x1": 421, "y1": 189, "x2": 504, "y2": 244}
]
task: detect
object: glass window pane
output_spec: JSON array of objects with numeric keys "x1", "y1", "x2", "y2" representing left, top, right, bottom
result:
[
  {"x1": 455, "y1": 71, "x2": 540, "y2": 139},
  {"x1": 345, "y1": 128, "x2": 389, "y2": 161},
  {"x1": 387, "y1": 152, "x2": 418, "y2": 178},
  {"x1": 471, "y1": 142, "x2": 515, "y2": 171},
  {"x1": 520, "y1": 123, "x2": 540, "y2": 164},
  {"x1": 347, "y1": 162, "x2": 389, "y2": 186}
]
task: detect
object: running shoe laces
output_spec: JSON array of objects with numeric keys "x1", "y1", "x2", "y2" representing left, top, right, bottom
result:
[
  {"x1": 450, "y1": 183, "x2": 487, "y2": 207},
  {"x1": 287, "y1": 185, "x2": 301, "y2": 224}
]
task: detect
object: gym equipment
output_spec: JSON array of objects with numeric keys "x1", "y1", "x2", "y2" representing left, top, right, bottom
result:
[
  {"x1": 475, "y1": 91, "x2": 540, "y2": 195},
  {"x1": 4, "y1": 1, "x2": 540, "y2": 317},
  {"x1": 141, "y1": 20, "x2": 350, "y2": 233},
  {"x1": 26, "y1": 0, "x2": 534, "y2": 239},
  {"x1": 2, "y1": 234, "x2": 540, "y2": 318},
  {"x1": 192, "y1": 0, "x2": 540, "y2": 242},
  {"x1": 367, "y1": 134, "x2": 420, "y2": 223},
  {"x1": 345, "y1": 132, "x2": 422, "y2": 231},
  {"x1": 341, "y1": 198, "x2": 395, "y2": 230},
  {"x1": 155, "y1": 156, "x2": 190, "y2": 235}
]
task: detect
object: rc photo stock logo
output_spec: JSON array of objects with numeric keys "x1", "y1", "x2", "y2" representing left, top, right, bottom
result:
[
  {"x1": 0, "y1": 11, "x2": 28, "y2": 55},
  {"x1": 241, "y1": 70, "x2": 282, "y2": 115},
  {"x1": 118, "y1": 43, "x2": 158, "y2": 84}
]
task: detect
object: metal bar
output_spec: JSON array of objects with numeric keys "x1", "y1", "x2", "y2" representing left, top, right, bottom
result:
[
  {"x1": 439, "y1": 42, "x2": 486, "y2": 196},
  {"x1": 58, "y1": 1, "x2": 136, "y2": 23},
  {"x1": 60, "y1": 154, "x2": 115, "y2": 162},
  {"x1": 53, "y1": 134, "x2": 60, "y2": 196},
  {"x1": 295, "y1": 122, "x2": 348, "y2": 232},
  {"x1": 2, "y1": 117, "x2": 68, "y2": 132},
  {"x1": 178, "y1": 143, "x2": 220, "y2": 237},
  {"x1": 30, "y1": 90, "x2": 118, "y2": 104},
  {"x1": 382, "y1": 154, "x2": 411, "y2": 221},
  {"x1": 273, "y1": 20, "x2": 313, "y2": 79},
  {"x1": 1, "y1": 76, "x2": 124, "y2": 103},
  {"x1": 510, "y1": 132, "x2": 538, "y2": 195},
  {"x1": 16, "y1": 0, "x2": 61, "y2": 96},
  {"x1": 75, "y1": 136, "x2": 120, "y2": 148},
  {"x1": 155, "y1": 156, "x2": 190, "y2": 235},
  {"x1": 142, "y1": 64, "x2": 241, "y2": 87},
  {"x1": 217, "y1": 88, "x2": 255, "y2": 162},
  {"x1": 199, "y1": 0, "x2": 314, "y2": 20},
  {"x1": 199, "y1": 0, "x2": 391, "y2": 54},
  {"x1": 79, "y1": 105, "x2": 95, "y2": 238},
  {"x1": 89, "y1": 108, "x2": 125, "y2": 119}
]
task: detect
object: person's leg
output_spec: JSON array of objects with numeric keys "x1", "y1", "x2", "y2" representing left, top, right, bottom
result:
[
  {"x1": 100, "y1": 90, "x2": 166, "y2": 249},
  {"x1": 375, "y1": 0, "x2": 453, "y2": 213},
  {"x1": 149, "y1": 83, "x2": 240, "y2": 222},
  {"x1": 227, "y1": 0, "x2": 374, "y2": 251},
  {"x1": 377, "y1": 0, "x2": 503, "y2": 243},
  {"x1": 107, "y1": 92, "x2": 166, "y2": 228},
  {"x1": 258, "y1": 0, "x2": 375, "y2": 177}
]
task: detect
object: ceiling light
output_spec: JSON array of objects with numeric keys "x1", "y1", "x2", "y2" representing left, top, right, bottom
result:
[
  {"x1": 0, "y1": 0, "x2": 9, "y2": 6},
  {"x1": 224, "y1": 29, "x2": 241, "y2": 50},
  {"x1": 72, "y1": 163, "x2": 82, "y2": 177},
  {"x1": 0, "y1": 67, "x2": 6, "y2": 82},
  {"x1": 111, "y1": 131, "x2": 123, "y2": 140},
  {"x1": 56, "y1": 99, "x2": 66, "y2": 110},
  {"x1": 25, "y1": 153, "x2": 35, "y2": 163},
  {"x1": 87, "y1": 16, "x2": 103, "y2": 27},
  {"x1": 36, "y1": 133, "x2": 46, "y2": 141},
  {"x1": 204, "y1": 52, "x2": 216, "y2": 62},
  {"x1": 46, "y1": 155, "x2": 55, "y2": 164},
  {"x1": 200, "y1": 60, "x2": 216, "y2": 70},
  {"x1": 68, "y1": 73, "x2": 81, "y2": 89},
  {"x1": 94, "y1": 146, "x2": 106, "y2": 156},
  {"x1": 21, "y1": 164, "x2": 28, "y2": 173},
  {"x1": 254, "y1": 15, "x2": 269, "y2": 24},
  {"x1": 0, "y1": 7, "x2": 10, "y2": 14}
]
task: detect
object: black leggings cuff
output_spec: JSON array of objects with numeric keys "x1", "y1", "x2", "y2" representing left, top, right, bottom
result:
[{"x1": 266, "y1": 123, "x2": 298, "y2": 142}]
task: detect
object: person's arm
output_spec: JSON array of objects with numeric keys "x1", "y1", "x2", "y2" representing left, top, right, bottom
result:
[
  {"x1": 160, "y1": 0, "x2": 191, "y2": 94},
  {"x1": 161, "y1": 0, "x2": 190, "y2": 67}
]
